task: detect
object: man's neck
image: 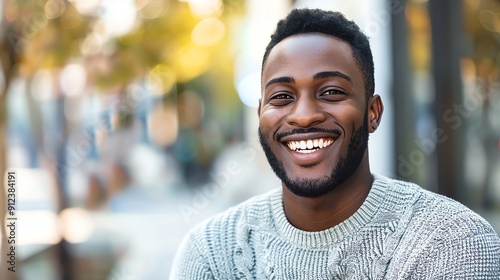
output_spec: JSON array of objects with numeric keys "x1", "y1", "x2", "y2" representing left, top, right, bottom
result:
[{"x1": 282, "y1": 158, "x2": 373, "y2": 232}]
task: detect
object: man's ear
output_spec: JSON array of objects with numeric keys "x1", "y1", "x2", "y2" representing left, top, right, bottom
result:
[
  {"x1": 257, "y1": 98, "x2": 262, "y2": 117},
  {"x1": 368, "y1": 94, "x2": 383, "y2": 133}
]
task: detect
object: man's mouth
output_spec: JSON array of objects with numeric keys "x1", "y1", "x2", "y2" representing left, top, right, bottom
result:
[{"x1": 285, "y1": 138, "x2": 334, "y2": 154}]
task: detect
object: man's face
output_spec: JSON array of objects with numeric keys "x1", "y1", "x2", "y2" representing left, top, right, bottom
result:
[{"x1": 258, "y1": 33, "x2": 369, "y2": 198}]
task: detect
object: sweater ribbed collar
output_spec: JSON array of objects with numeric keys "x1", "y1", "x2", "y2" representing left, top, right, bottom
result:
[{"x1": 268, "y1": 174, "x2": 390, "y2": 248}]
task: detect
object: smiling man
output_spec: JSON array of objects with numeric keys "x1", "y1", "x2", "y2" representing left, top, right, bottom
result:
[{"x1": 171, "y1": 9, "x2": 500, "y2": 279}]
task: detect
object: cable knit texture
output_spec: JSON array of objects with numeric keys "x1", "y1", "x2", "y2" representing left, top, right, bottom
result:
[{"x1": 170, "y1": 175, "x2": 500, "y2": 279}]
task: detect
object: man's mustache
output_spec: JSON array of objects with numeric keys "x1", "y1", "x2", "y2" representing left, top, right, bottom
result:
[{"x1": 276, "y1": 127, "x2": 341, "y2": 142}]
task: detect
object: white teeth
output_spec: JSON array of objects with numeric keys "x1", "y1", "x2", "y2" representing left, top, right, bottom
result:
[
  {"x1": 307, "y1": 140, "x2": 313, "y2": 149},
  {"x1": 285, "y1": 138, "x2": 335, "y2": 152},
  {"x1": 300, "y1": 141, "x2": 307, "y2": 150}
]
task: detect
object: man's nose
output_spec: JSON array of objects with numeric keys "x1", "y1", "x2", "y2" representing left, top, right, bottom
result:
[{"x1": 286, "y1": 95, "x2": 326, "y2": 127}]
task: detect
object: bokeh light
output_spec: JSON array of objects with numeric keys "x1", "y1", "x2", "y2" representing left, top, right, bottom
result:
[
  {"x1": 81, "y1": 32, "x2": 104, "y2": 56},
  {"x1": 479, "y1": 10, "x2": 500, "y2": 33},
  {"x1": 146, "y1": 64, "x2": 177, "y2": 96},
  {"x1": 101, "y1": 0, "x2": 138, "y2": 37},
  {"x1": 18, "y1": 211, "x2": 61, "y2": 245},
  {"x1": 60, "y1": 63, "x2": 87, "y2": 97},
  {"x1": 147, "y1": 103, "x2": 179, "y2": 146},
  {"x1": 460, "y1": 58, "x2": 477, "y2": 85},
  {"x1": 59, "y1": 208, "x2": 94, "y2": 244},
  {"x1": 70, "y1": 0, "x2": 100, "y2": 16},
  {"x1": 44, "y1": 0, "x2": 66, "y2": 19},
  {"x1": 138, "y1": 0, "x2": 167, "y2": 19},
  {"x1": 171, "y1": 45, "x2": 210, "y2": 82},
  {"x1": 192, "y1": 18, "x2": 226, "y2": 46},
  {"x1": 236, "y1": 72, "x2": 261, "y2": 108},
  {"x1": 183, "y1": 0, "x2": 223, "y2": 17}
]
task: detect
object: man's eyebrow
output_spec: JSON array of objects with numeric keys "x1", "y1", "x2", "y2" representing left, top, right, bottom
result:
[
  {"x1": 265, "y1": 71, "x2": 351, "y2": 89},
  {"x1": 313, "y1": 71, "x2": 352, "y2": 82},
  {"x1": 265, "y1": 76, "x2": 294, "y2": 89}
]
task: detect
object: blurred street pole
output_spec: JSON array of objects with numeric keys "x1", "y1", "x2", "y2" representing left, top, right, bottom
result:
[
  {"x1": 429, "y1": 0, "x2": 465, "y2": 200},
  {"x1": 390, "y1": 0, "x2": 420, "y2": 184}
]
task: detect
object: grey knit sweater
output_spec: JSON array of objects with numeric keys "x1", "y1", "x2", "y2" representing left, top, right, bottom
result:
[{"x1": 170, "y1": 175, "x2": 500, "y2": 279}]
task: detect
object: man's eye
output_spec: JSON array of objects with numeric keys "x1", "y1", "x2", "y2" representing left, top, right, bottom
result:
[
  {"x1": 269, "y1": 93, "x2": 293, "y2": 105},
  {"x1": 272, "y1": 93, "x2": 292, "y2": 99},
  {"x1": 322, "y1": 89, "x2": 344, "y2": 96}
]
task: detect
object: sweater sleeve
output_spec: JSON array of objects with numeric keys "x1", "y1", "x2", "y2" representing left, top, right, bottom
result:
[
  {"x1": 410, "y1": 213, "x2": 500, "y2": 279},
  {"x1": 169, "y1": 231, "x2": 214, "y2": 280}
]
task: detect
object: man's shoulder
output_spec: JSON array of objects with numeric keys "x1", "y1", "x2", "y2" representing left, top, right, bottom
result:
[
  {"x1": 380, "y1": 175, "x2": 470, "y2": 212},
  {"x1": 379, "y1": 175, "x2": 497, "y2": 237},
  {"x1": 377, "y1": 177, "x2": 500, "y2": 278}
]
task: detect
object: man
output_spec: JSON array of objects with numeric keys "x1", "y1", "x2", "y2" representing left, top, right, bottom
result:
[{"x1": 171, "y1": 8, "x2": 500, "y2": 279}]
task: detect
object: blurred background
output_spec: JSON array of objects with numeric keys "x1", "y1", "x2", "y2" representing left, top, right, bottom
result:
[{"x1": 0, "y1": 0, "x2": 499, "y2": 279}]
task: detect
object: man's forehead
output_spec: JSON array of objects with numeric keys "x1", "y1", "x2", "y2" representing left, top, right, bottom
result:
[{"x1": 262, "y1": 34, "x2": 355, "y2": 78}]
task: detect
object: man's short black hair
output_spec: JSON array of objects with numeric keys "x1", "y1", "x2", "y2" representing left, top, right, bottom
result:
[{"x1": 262, "y1": 8, "x2": 375, "y2": 98}]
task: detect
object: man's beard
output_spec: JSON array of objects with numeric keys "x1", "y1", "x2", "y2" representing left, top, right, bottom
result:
[{"x1": 258, "y1": 112, "x2": 369, "y2": 198}]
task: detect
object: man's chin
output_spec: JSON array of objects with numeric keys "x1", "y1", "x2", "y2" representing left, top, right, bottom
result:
[
  {"x1": 284, "y1": 164, "x2": 330, "y2": 176},
  {"x1": 281, "y1": 177, "x2": 337, "y2": 198}
]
